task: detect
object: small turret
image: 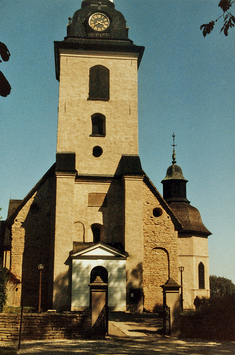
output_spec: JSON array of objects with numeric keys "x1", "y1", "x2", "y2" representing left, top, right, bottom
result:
[
  {"x1": 162, "y1": 134, "x2": 211, "y2": 236},
  {"x1": 162, "y1": 133, "x2": 189, "y2": 203}
]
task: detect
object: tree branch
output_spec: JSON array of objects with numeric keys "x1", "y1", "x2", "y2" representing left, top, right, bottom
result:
[{"x1": 200, "y1": 0, "x2": 235, "y2": 36}]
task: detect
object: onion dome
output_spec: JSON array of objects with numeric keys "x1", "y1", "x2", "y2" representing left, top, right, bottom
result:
[
  {"x1": 164, "y1": 164, "x2": 187, "y2": 181},
  {"x1": 161, "y1": 134, "x2": 189, "y2": 203}
]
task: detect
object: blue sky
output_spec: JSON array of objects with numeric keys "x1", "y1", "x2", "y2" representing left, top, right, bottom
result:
[{"x1": 1, "y1": 0, "x2": 235, "y2": 283}]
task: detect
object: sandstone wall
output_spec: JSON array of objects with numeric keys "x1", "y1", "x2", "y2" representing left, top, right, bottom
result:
[
  {"x1": 178, "y1": 235, "x2": 210, "y2": 309},
  {"x1": 142, "y1": 181, "x2": 179, "y2": 312},
  {"x1": 0, "y1": 312, "x2": 90, "y2": 343},
  {"x1": 53, "y1": 174, "x2": 126, "y2": 310},
  {"x1": 57, "y1": 51, "x2": 139, "y2": 176},
  {"x1": 73, "y1": 178, "x2": 124, "y2": 244},
  {"x1": 124, "y1": 175, "x2": 144, "y2": 312},
  {"x1": 8, "y1": 174, "x2": 56, "y2": 310}
]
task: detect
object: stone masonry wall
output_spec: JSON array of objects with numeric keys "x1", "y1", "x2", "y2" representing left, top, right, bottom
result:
[
  {"x1": 142, "y1": 181, "x2": 179, "y2": 312},
  {"x1": 8, "y1": 174, "x2": 56, "y2": 310},
  {"x1": 57, "y1": 52, "x2": 139, "y2": 177},
  {"x1": 0, "y1": 312, "x2": 90, "y2": 343},
  {"x1": 124, "y1": 175, "x2": 144, "y2": 313}
]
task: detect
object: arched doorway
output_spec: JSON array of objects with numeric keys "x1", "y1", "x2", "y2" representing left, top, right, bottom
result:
[{"x1": 90, "y1": 266, "x2": 108, "y2": 284}]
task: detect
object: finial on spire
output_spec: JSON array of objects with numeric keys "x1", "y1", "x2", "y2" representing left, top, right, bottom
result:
[{"x1": 171, "y1": 133, "x2": 177, "y2": 165}]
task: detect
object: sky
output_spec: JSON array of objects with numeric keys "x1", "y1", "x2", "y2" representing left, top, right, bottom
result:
[{"x1": 1, "y1": 0, "x2": 235, "y2": 283}]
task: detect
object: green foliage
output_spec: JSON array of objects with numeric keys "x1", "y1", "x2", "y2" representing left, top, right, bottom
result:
[
  {"x1": 181, "y1": 294, "x2": 235, "y2": 340},
  {"x1": 3, "y1": 306, "x2": 36, "y2": 314},
  {"x1": 0, "y1": 267, "x2": 8, "y2": 312},
  {"x1": 210, "y1": 275, "x2": 235, "y2": 296},
  {"x1": 197, "y1": 294, "x2": 235, "y2": 340},
  {"x1": 200, "y1": 0, "x2": 235, "y2": 36}
]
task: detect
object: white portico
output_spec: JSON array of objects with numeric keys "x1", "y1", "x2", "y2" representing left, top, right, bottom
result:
[{"x1": 71, "y1": 243, "x2": 127, "y2": 311}]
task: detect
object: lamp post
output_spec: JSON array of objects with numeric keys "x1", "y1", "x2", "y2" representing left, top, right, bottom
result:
[
  {"x1": 178, "y1": 266, "x2": 184, "y2": 310},
  {"x1": 38, "y1": 264, "x2": 44, "y2": 312}
]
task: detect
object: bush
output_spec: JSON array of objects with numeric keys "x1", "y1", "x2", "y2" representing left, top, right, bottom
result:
[
  {"x1": 0, "y1": 267, "x2": 8, "y2": 312},
  {"x1": 180, "y1": 294, "x2": 235, "y2": 341},
  {"x1": 210, "y1": 275, "x2": 235, "y2": 296}
]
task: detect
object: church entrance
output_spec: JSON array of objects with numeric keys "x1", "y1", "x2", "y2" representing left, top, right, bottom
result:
[
  {"x1": 89, "y1": 267, "x2": 108, "y2": 336},
  {"x1": 71, "y1": 243, "x2": 127, "y2": 312}
]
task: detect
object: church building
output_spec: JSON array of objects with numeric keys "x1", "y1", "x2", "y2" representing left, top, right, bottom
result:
[{"x1": 1, "y1": 0, "x2": 211, "y2": 313}]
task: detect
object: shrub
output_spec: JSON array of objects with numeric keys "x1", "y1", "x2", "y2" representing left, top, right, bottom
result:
[
  {"x1": 180, "y1": 294, "x2": 235, "y2": 341},
  {"x1": 210, "y1": 275, "x2": 235, "y2": 296},
  {"x1": 0, "y1": 267, "x2": 8, "y2": 312}
]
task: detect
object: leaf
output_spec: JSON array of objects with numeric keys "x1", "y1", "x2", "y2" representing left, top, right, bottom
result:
[
  {"x1": 200, "y1": 21, "x2": 215, "y2": 37},
  {"x1": 231, "y1": 14, "x2": 235, "y2": 24},
  {"x1": 219, "y1": 0, "x2": 232, "y2": 12},
  {"x1": 0, "y1": 42, "x2": 10, "y2": 62},
  {"x1": 220, "y1": 13, "x2": 235, "y2": 35},
  {"x1": 0, "y1": 71, "x2": 11, "y2": 97}
]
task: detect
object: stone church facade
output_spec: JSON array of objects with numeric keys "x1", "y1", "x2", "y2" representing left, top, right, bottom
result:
[{"x1": 1, "y1": 0, "x2": 211, "y2": 313}]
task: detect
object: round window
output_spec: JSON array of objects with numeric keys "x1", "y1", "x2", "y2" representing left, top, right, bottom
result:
[
  {"x1": 153, "y1": 208, "x2": 163, "y2": 217},
  {"x1": 93, "y1": 146, "x2": 103, "y2": 157},
  {"x1": 30, "y1": 202, "x2": 39, "y2": 214}
]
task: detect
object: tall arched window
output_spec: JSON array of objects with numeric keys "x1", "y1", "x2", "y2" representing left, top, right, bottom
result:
[
  {"x1": 89, "y1": 65, "x2": 109, "y2": 101},
  {"x1": 198, "y1": 262, "x2": 205, "y2": 289},
  {"x1": 91, "y1": 113, "x2": 106, "y2": 136},
  {"x1": 91, "y1": 223, "x2": 103, "y2": 243}
]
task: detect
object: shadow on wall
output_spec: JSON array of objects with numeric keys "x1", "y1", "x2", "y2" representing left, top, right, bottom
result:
[
  {"x1": 99, "y1": 178, "x2": 125, "y2": 247},
  {"x1": 65, "y1": 262, "x2": 92, "y2": 311},
  {"x1": 170, "y1": 293, "x2": 181, "y2": 336},
  {"x1": 71, "y1": 260, "x2": 127, "y2": 311},
  {"x1": 53, "y1": 264, "x2": 73, "y2": 312},
  {"x1": 19, "y1": 175, "x2": 56, "y2": 311},
  {"x1": 126, "y1": 262, "x2": 143, "y2": 313}
]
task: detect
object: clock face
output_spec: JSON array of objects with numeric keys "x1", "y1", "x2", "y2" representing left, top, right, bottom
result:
[{"x1": 89, "y1": 13, "x2": 110, "y2": 32}]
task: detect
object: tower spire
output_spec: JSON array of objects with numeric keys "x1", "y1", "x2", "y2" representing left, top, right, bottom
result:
[{"x1": 172, "y1": 133, "x2": 177, "y2": 165}]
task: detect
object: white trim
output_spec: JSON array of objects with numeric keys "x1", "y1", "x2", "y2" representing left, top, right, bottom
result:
[{"x1": 71, "y1": 243, "x2": 127, "y2": 259}]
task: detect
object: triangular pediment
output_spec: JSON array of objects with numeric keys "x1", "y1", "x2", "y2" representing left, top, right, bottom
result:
[{"x1": 71, "y1": 242, "x2": 127, "y2": 259}]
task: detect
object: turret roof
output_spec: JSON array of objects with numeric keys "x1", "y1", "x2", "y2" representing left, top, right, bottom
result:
[{"x1": 162, "y1": 134, "x2": 211, "y2": 237}]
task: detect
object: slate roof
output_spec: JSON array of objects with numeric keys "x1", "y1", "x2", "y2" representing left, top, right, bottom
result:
[{"x1": 169, "y1": 202, "x2": 211, "y2": 237}]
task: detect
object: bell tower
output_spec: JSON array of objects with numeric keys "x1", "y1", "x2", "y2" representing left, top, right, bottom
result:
[
  {"x1": 54, "y1": 0, "x2": 144, "y2": 176},
  {"x1": 53, "y1": 0, "x2": 145, "y2": 311}
]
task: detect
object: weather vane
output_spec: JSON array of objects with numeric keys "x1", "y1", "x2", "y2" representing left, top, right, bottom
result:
[{"x1": 171, "y1": 133, "x2": 177, "y2": 165}]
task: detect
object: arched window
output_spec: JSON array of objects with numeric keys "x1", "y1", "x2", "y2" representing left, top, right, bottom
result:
[
  {"x1": 91, "y1": 224, "x2": 103, "y2": 243},
  {"x1": 89, "y1": 65, "x2": 109, "y2": 101},
  {"x1": 90, "y1": 266, "x2": 108, "y2": 284},
  {"x1": 91, "y1": 113, "x2": 105, "y2": 136},
  {"x1": 198, "y1": 262, "x2": 205, "y2": 289}
]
